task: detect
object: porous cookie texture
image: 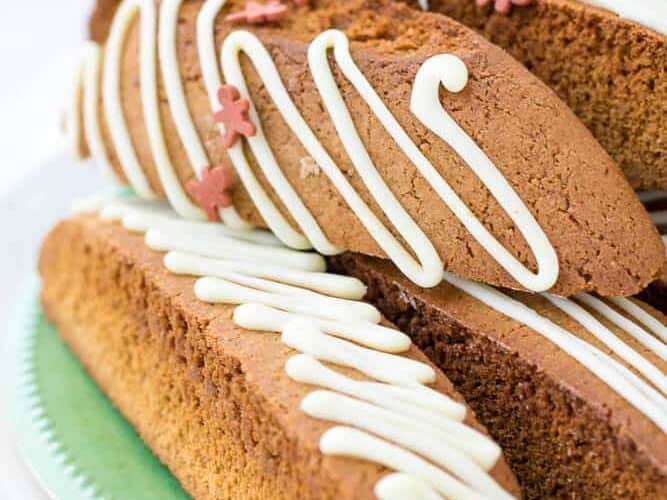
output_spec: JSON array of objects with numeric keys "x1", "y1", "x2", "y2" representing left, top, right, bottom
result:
[
  {"x1": 80, "y1": 0, "x2": 664, "y2": 297},
  {"x1": 412, "y1": 0, "x2": 667, "y2": 190},
  {"x1": 38, "y1": 215, "x2": 520, "y2": 500},
  {"x1": 331, "y1": 252, "x2": 667, "y2": 499}
]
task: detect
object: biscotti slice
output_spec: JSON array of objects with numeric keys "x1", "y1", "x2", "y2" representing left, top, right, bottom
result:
[
  {"x1": 39, "y1": 205, "x2": 521, "y2": 499},
  {"x1": 72, "y1": 0, "x2": 664, "y2": 297},
  {"x1": 411, "y1": 0, "x2": 667, "y2": 190},
  {"x1": 331, "y1": 252, "x2": 667, "y2": 499}
]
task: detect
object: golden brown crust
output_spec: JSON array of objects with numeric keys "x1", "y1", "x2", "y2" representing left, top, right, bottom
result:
[
  {"x1": 413, "y1": 0, "x2": 667, "y2": 190},
  {"x1": 331, "y1": 252, "x2": 667, "y2": 498},
  {"x1": 85, "y1": 0, "x2": 664, "y2": 297},
  {"x1": 38, "y1": 215, "x2": 521, "y2": 499}
]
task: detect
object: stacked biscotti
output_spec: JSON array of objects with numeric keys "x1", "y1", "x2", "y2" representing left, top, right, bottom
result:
[{"x1": 41, "y1": 0, "x2": 667, "y2": 499}]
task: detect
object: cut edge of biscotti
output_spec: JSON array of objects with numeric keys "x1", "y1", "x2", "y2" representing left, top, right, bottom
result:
[
  {"x1": 75, "y1": 0, "x2": 665, "y2": 298},
  {"x1": 38, "y1": 213, "x2": 522, "y2": 500},
  {"x1": 331, "y1": 251, "x2": 667, "y2": 498}
]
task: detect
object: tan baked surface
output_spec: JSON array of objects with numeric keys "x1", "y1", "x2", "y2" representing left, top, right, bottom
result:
[
  {"x1": 417, "y1": 0, "x2": 667, "y2": 190},
  {"x1": 332, "y1": 253, "x2": 667, "y2": 498},
  {"x1": 84, "y1": 0, "x2": 663, "y2": 297},
  {"x1": 38, "y1": 214, "x2": 520, "y2": 500}
]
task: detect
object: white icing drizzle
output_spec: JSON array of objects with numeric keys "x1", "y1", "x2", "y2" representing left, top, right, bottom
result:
[
  {"x1": 607, "y1": 297, "x2": 667, "y2": 344},
  {"x1": 74, "y1": 0, "x2": 560, "y2": 292},
  {"x1": 114, "y1": 0, "x2": 208, "y2": 217},
  {"x1": 220, "y1": 31, "x2": 342, "y2": 254},
  {"x1": 73, "y1": 42, "x2": 121, "y2": 183},
  {"x1": 165, "y1": 251, "x2": 366, "y2": 299},
  {"x1": 409, "y1": 53, "x2": 557, "y2": 291},
  {"x1": 217, "y1": 28, "x2": 558, "y2": 290},
  {"x1": 281, "y1": 323, "x2": 433, "y2": 384},
  {"x1": 90, "y1": 197, "x2": 510, "y2": 500},
  {"x1": 442, "y1": 271, "x2": 667, "y2": 431},
  {"x1": 285, "y1": 354, "x2": 466, "y2": 420},
  {"x1": 298, "y1": 383, "x2": 498, "y2": 466},
  {"x1": 578, "y1": 0, "x2": 667, "y2": 35},
  {"x1": 301, "y1": 390, "x2": 508, "y2": 497},
  {"x1": 375, "y1": 473, "x2": 443, "y2": 500},
  {"x1": 83, "y1": 193, "x2": 667, "y2": 496},
  {"x1": 160, "y1": 0, "x2": 250, "y2": 228},
  {"x1": 233, "y1": 303, "x2": 411, "y2": 354},
  {"x1": 320, "y1": 427, "x2": 486, "y2": 500},
  {"x1": 195, "y1": 276, "x2": 381, "y2": 323},
  {"x1": 546, "y1": 294, "x2": 667, "y2": 395},
  {"x1": 574, "y1": 293, "x2": 667, "y2": 361},
  {"x1": 146, "y1": 225, "x2": 326, "y2": 271},
  {"x1": 103, "y1": 0, "x2": 158, "y2": 200}
]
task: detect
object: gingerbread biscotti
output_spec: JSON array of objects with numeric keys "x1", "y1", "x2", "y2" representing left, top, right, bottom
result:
[
  {"x1": 331, "y1": 252, "x2": 667, "y2": 499},
  {"x1": 412, "y1": 0, "x2": 667, "y2": 190},
  {"x1": 39, "y1": 202, "x2": 521, "y2": 500},
  {"x1": 71, "y1": 0, "x2": 664, "y2": 297}
]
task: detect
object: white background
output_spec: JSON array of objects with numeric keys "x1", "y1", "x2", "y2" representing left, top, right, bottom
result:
[{"x1": 0, "y1": 1, "x2": 96, "y2": 497}]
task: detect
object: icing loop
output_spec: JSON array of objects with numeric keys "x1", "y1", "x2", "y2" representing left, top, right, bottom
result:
[
  {"x1": 411, "y1": 54, "x2": 558, "y2": 292},
  {"x1": 220, "y1": 30, "x2": 342, "y2": 254}
]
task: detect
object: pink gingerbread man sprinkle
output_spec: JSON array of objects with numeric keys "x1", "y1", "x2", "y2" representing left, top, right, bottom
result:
[
  {"x1": 476, "y1": 0, "x2": 532, "y2": 15},
  {"x1": 213, "y1": 84, "x2": 257, "y2": 149},
  {"x1": 186, "y1": 166, "x2": 236, "y2": 222},
  {"x1": 225, "y1": 1, "x2": 289, "y2": 24}
]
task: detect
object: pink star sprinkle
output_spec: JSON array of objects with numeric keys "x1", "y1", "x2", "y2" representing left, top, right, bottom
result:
[
  {"x1": 186, "y1": 166, "x2": 236, "y2": 222},
  {"x1": 476, "y1": 0, "x2": 532, "y2": 14},
  {"x1": 213, "y1": 84, "x2": 257, "y2": 149},
  {"x1": 225, "y1": 1, "x2": 289, "y2": 25}
]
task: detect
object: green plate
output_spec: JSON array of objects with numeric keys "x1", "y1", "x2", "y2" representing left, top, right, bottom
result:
[{"x1": 12, "y1": 277, "x2": 190, "y2": 500}]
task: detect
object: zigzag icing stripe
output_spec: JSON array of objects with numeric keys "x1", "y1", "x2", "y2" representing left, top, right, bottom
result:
[{"x1": 73, "y1": 0, "x2": 559, "y2": 291}]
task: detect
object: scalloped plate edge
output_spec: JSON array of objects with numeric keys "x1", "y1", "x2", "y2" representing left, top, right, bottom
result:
[{"x1": 11, "y1": 275, "x2": 107, "y2": 500}]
